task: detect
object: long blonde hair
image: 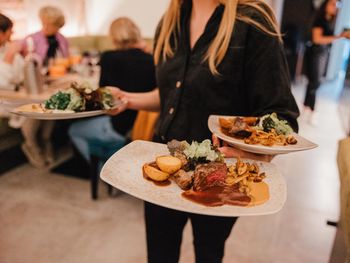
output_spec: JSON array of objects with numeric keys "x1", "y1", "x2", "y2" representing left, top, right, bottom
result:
[{"x1": 154, "y1": 0, "x2": 281, "y2": 75}]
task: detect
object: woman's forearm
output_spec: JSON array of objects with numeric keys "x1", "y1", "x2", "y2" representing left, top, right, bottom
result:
[
  {"x1": 122, "y1": 88, "x2": 161, "y2": 112},
  {"x1": 313, "y1": 35, "x2": 339, "y2": 45},
  {"x1": 312, "y1": 27, "x2": 340, "y2": 45}
]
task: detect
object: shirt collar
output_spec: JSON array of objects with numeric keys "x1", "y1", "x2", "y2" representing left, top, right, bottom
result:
[{"x1": 179, "y1": 1, "x2": 225, "y2": 52}]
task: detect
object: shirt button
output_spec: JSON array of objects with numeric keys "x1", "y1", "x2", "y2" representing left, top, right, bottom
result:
[
  {"x1": 169, "y1": 107, "x2": 174, "y2": 114},
  {"x1": 176, "y1": 81, "x2": 182, "y2": 88}
]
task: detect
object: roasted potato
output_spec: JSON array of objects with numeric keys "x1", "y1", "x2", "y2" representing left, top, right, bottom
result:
[
  {"x1": 143, "y1": 164, "x2": 170, "y2": 181},
  {"x1": 156, "y1": 155, "x2": 182, "y2": 174},
  {"x1": 218, "y1": 117, "x2": 233, "y2": 130}
]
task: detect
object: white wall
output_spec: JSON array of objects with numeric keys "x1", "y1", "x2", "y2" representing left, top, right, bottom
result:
[
  {"x1": 2, "y1": 0, "x2": 169, "y2": 38},
  {"x1": 85, "y1": 0, "x2": 169, "y2": 38},
  {"x1": 5, "y1": 0, "x2": 285, "y2": 39},
  {"x1": 23, "y1": 0, "x2": 85, "y2": 37}
]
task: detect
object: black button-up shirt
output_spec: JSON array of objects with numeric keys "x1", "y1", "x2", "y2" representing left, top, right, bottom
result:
[{"x1": 154, "y1": 2, "x2": 299, "y2": 143}]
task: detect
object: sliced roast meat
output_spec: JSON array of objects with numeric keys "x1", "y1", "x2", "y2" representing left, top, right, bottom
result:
[
  {"x1": 229, "y1": 117, "x2": 254, "y2": 138},
  {"x1": 193, "y1": 162, "x2": 227, "y2": 192}
]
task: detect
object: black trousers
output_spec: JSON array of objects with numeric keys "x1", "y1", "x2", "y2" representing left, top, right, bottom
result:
[
  {"x1": 144, "y1": 202, "x2": 237, "y2": 263},
  {"x1": 303, "y1": 45, "x2": 329, "y2": 111}
]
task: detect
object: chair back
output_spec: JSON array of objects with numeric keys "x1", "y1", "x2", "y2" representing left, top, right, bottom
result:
[{"x1": 131, "y1": 111, "x2": 159, "y2": 141}]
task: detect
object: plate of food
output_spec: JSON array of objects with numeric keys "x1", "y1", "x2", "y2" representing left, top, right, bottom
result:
[
  {"x1": 100, "y1": 139, "x2": 287, "y2": 217},
  {"x1": 208, "y1": 114, "x2": 318, "y2": 155},
  {"x1": 11, "y1": 82, "x2": 123, "y2": 120}
]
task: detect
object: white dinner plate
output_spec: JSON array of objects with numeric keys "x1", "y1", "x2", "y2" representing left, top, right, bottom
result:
[
  {"x1": 11, "y1": 100, "x2": 124, "y2": 120},
  {"x1": 100, "y1": 140, "x2": 287, "y2": 217},
  {"x1": 208, "y1": 115, "x2": 318, "y2": 155}
]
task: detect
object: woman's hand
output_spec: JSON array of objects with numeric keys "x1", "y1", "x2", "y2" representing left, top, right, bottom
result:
[
  {"x1": 212, "y1": 134, "x2": 274, "y2": 162},
  {"x1": 107, "y1": 87, "x2": 160, "y2": 112},
  {"x1": 106, "y1": 86, "x2": 129, "y2": 116}
]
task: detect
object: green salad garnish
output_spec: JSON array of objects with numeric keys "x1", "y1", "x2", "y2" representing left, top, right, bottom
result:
[
  {"x1": 44, "y1": 82, "x2": 114, "y2": 112},
  {"x1": 182, "y1": 139, "x2": 224, "y2": 162},
  {"x1": 257, "y1": 112, "x2": 293, "y2": 135}
]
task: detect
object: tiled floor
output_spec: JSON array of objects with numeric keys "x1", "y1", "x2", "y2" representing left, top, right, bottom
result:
[{"x1": 0, "y1": 81, "x2": 347, "y2": 263}]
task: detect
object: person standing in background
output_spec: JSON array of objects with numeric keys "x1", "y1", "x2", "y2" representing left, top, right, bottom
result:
[
  {"x1": 108, "y1": 0, "x2": 299, "y2": 262},
  {"x1": 0, "y1": 13, "x2": 23, "y2": 90},
  {"x1": 20, "y1": 6, "x2": 69, "y2": 168},
  {"x1": 302, "y1": 0, "x2": 349, "y2": 125}
]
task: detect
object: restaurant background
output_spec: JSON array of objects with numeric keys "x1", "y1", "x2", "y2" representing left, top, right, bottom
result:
[{"x1": 1, "y1": 0, "x2": 350, "y2": 262}]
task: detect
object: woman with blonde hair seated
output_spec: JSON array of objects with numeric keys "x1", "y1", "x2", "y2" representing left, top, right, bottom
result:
[
  {"x1": 68, "y1": 17, "x2": 156, "y2": 170},
  {"x1": 22, "y1": 5, "x2": 69, "y2": 65}
]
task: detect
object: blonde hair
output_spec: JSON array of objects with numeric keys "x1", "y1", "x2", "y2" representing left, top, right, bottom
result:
[
  {"x1": 39, "y1": 6, "x2": 65, "y2": 28},
  {"x1": 154, "y1": 0, "x2": 281, "y2": 75},
  {"x1": 109, "y1": 17, "x2": 142, "y2": 50}
]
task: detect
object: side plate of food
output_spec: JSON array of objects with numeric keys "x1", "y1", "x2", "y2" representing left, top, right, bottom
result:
[
  {"x1": 208, "y1": 115, "x2": 318, "y2": 155},
  {"x1": 11, "y1": 102, "x2": 123, "y2": 120},
  {"x1": 100, "y1": 140, "x2": 287, "y2": 217},
  {"x1": 11, "y1": 82, "x2": 123, "y2": 120}
]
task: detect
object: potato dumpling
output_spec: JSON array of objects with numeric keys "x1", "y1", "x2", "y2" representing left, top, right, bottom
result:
[
  {"x1": 143, "y1": 164, "x2": 170, "y2": 182},
  {"x1": 156, "y1": 155, "x2": 182, "y2": 174}
]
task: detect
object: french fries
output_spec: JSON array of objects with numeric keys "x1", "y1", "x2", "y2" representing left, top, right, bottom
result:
[
  {"x1": 244, "y1": 129, "x2": 288, "y2": 146},
  {"x1": 225, "y1": 158, "x2": 266, "y2": 195}
]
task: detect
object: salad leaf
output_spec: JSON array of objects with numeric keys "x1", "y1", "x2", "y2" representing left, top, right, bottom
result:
[
  {"x1": 97, "y1": 88, "x2": 114, "y2": 110},
  {"x1": 44, "y1": 82, "x2": 114, "y2": 112},
  {"x1": 65, "y1": 88, "x2": 85, "y2": 111}
]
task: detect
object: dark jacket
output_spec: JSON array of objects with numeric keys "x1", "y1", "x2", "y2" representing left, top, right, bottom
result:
[
  {"x1": 154, "y1": 2, "x2": 299, "y2": 143},
  {"x1": 99, "y1": 48, "x2": 156, "y2": 135}
]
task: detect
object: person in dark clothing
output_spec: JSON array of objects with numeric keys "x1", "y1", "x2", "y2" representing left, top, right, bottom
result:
[
  {"x1": 302, "y1": 0, "x2": 349, "y2": 125},
  {"x1": 68, "y1": 17, "x2": 156, "y2": 165},
  {"x1": 109, "y1": 0, "x2": 299, "y2": 262}
]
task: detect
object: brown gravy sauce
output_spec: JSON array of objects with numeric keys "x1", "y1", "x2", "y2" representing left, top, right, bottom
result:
[
  {"x1": 182, "y1": 185, "x2": 251, "y2": 207},
  {"x1": 182, "y1": 182, "x2": 270, "y2": 207},
  {"x1": 143, "y1": 176, "x2": 171, "y2": 187},
  {"x1": 142, "y1": 162, "x2": 270, "y2": 207}
]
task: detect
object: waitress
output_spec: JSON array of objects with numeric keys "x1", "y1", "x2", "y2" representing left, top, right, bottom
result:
[{"x1": 109, "y1": 0, "x2": 299, "y2": 262}]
